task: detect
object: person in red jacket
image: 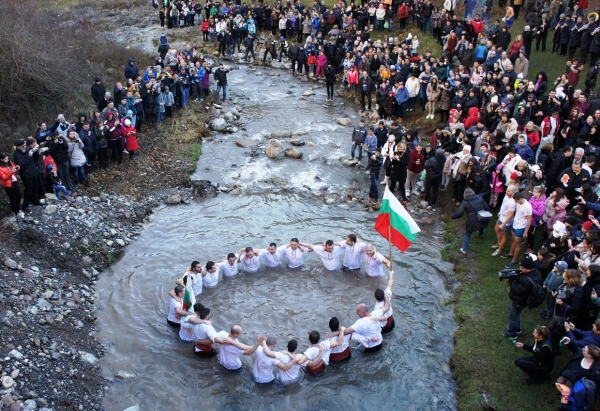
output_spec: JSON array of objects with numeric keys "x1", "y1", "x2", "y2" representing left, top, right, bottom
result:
[
  {"x1": 405, "y1": 143, "x2": 425, "y2": 197},
  {"x1": 471, "y1": 15, "x2": 484, "y2": 35},
  {"x1": 347, "y1": 66, "x2": 359, "y2": 95},
  {"x1": 463, "y1": 107, "x2": 480, "y2": 129},
  {"x1": 0, "y1": 153, "x2": 22, "y2": 217},
  {"x1": 525, "y1": 121, "x2": 541, "y2": 151},
  {"x1": 122, "y1": 119, "x2": 139, "y2": 160},
  {"x1": 398, "y1": 2, "x2": 410, "y2": 29}
]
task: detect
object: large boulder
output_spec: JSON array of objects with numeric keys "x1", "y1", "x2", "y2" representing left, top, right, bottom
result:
[
  {"x1": 285, "y1": 147, "x2": 304, "y2": 159},
  {"x1": 235, "y1": 137, "x2": 256, "y2": 148},
  {"x1": 336, "y1": 118, "x2": 352, "y2": 126},
  {"x1": 210, "y1": 118, "x2": 227, "y2": 131},
  {"x1": 265, "y1": 140, "x2": 285, "y2": 159},
  {"x1": 223, "y1": 112, "x2": 234, "y2": 122}
]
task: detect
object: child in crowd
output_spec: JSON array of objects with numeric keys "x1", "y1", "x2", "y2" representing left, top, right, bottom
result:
[
  {"x1": 489, "y1": 164, "x2": 505, "y2": 212},
  {"x1": 441, "y1": 149, "x2": 453, "y2": 190},
  {"x1": 45, "y1": 165, "x2": 70, "y2": 200}
]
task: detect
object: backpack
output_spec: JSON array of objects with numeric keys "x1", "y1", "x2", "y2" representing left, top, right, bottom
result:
[{"x1": 526, "y1": 276, "x2": 545, "y2": 309}]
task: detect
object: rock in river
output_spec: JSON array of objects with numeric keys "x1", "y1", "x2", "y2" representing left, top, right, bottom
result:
[
  {"x1": 336, "y1": 118, "x2": 352, "y2": 126},
  {"x1": 285, "y1": 147, "x2": 304, "y2": 159},
  {"x1": 210, "y1": 118, "x2": 227, "y2": 131},
  {"x1": 235, "y1": 137, "x2": 256, "y2": 148},
  {"x1": 265, "y1": 140, "x2": 285, "y2": 159},
  {"x1": 289, "y1": 139, "x2": 305, "y2": 146}
]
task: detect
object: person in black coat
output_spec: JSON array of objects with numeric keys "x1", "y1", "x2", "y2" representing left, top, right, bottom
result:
[
  {"x1": 389, "y1": 142, "x2": 410, "y2": 201},
  {"x1": 46, "y1": 132, "x2": 73, "y2": 191},
  {"x1": 91, "y1": 77, "x2": 106, "y2": 107},
  {"x1": 324, "y1": 62, "x2": 336, "y2": 101},
  {"x1": 514, "y1": 325, "x2": 555, "y2": 385},
  {"x1": 451, "y1": 187, "x2": 490, "y2": 253},
  {"x1": 13, "y1": 139, "x2": 42, "y2": 212},
  {"x1": 549, "y1": 269, "x2": 584, "y2": 350},
  {"x1": 546, "y1": 147, "x2": 573, "y2": 193},
  {"x1": 503, "y1": 258, "x2": 543, "y2": 337},
  {"x1": 423, "y1": 148, "x2": 445, "y2": 208},
  {"x1": 359, "y1": 71, "x2": 374, "y2": 112}
]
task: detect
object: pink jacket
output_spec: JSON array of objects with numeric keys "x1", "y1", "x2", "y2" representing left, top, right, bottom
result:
[
  {"x1": 528, "y1": 195, "x2": 547, "y2": 227},
  {"x1": 490, "y1": 172, "x2": 505, "y2": 194},
  {"x1": 317, "y1": 55, "x2": 327, "y2": 67}
]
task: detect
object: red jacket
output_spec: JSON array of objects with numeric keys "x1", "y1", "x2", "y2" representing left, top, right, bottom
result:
[
  {"x1": 527, "y1": 129, "x2": 540, "y2": 148},
  {"x1": 463, "y1": 107, "x2": 480, "y2": 129},
  {"x1": 347, "y1": 69, "x2": 359, "y2": 84},
  {"x1": 541, "y1": 116, "x2": 561, "y2": 137},
  {"x1": 471, "y1": 20, "x2": 484, "y2": 34},
  {"x1": 398, "y1": 4, "x2": 410, "y2": 18},
  {"x1": 0, "y1": 161, "x2": 19, "y2": 188},
  {"x1": 407, "y1": 148, "x2": 425, "y2": 173},
  {"x1": 122, "y1": 126, "x2": 139, "y2": 151}
]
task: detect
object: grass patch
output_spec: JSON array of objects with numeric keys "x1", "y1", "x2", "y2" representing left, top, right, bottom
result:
[
  {"x1": 188, "y1": 141, "x2": 203, "y2": 164},
  {"x1": 440, "y1": 195, "x2": 570, "y2": 411}
]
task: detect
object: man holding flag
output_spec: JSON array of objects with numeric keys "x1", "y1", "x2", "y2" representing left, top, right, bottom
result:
[{"x1": 374, "y1": 186, "x2": 422, "y2": 254}]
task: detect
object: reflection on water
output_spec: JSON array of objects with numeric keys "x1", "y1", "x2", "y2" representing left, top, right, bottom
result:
[{"x1": 96, "y1": 194, "x2": 456, "y2": 411}]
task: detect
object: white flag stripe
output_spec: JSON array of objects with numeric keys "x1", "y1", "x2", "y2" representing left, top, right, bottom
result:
[{"x1": 383, "y1": 186, "x2": 421, "y2": 234}]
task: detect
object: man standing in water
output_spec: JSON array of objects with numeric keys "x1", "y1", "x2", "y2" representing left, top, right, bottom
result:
[
  {"x1": 192, "y1": 307, "x2": 232, "y2": 358},
  {"x1": 237, "y1": 246, "x2": 261, "y2": 273},
  {"x1": 218, "y1": 252, "x2": 240, "y2": 277},
  {"x1": 297, "y1": 328, "x2": 347, "y2": 374},
  {"x1": 215, "y1": 325, "x2": 266, "y2": 370},
  {"x1": 261, "y1": 339, "x2": 303, "y2": 384},
  {"x1": 301, "y1": 240, "x2": 344, "y2": 270},
  {"x1": 332, "y1": 295, "x2": 390, "y2": 352},
  {"x1": 283, "y1": 238, "x2": 307, "y2": 268},
  {"x1": 252, "y1": 336, "x2": 302, "y2": 383},
  {"x1": 175, "y1": 261, "x2": 205, "y2": 298},
  {"x1": 335, "y1": 234, "x2": 367, "y2": 271},
  {"x1": 258, "y1": 242, "x2": 286, "y2": 268},
  {"x1": 374, "y1": 269, "x2": 395, "y2": 333}
]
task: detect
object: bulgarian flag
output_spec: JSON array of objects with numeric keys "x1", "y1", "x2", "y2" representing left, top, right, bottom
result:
[
  {"x1": 182, "y1": 275, "x2": 196, "y2": 312},
  {"x1": 374, "y1": 186, "x2": 421, "y2": 252}
]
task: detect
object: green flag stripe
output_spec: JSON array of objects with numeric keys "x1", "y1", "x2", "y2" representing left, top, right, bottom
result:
[{"x1": 379, "y1": 199, "x2": 418, "y2": 242}]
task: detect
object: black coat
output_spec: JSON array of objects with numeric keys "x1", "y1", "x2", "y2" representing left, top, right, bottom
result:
[
  {"x1": 451, "y1": 193, "x2": 489, "y2": 232},
  {"x1": 13, "y1": 148, "x2": 39, "y2": 179},
  {"x1": 91, "y1": 82, "x2": 106, "y2": 104},
  {"x1": 424, "y1": 153, "x2": 445, "y2": 179},
  {"x1": 46, "y1": 137, "x2": 70, "y2": 164},
  {"x1": 508, "y1": 268, "x2": 542, "y2": 306}
]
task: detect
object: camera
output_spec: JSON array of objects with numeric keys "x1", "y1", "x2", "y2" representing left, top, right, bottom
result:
[{"x1": 498, "y1": 268, "x2": 522, "y2": 281}]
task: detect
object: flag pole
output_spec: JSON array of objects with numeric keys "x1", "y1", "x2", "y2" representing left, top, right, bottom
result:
[{"x1": 388, "y1": 225, "x2": 393, "y2": 271}]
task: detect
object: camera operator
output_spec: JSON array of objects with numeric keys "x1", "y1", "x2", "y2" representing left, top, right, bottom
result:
[
  {"x1": 12, "y1": 139, "x2": 42, "y2": 213},
  {"x1": 503, "y1": 257, "x2": 542, "y2": 338},
  {"x1": 25, "y1": 137, "x2": 48, "y2": 204},
  {"x1": 46, "y1": 131, "x2": 74, "y2": 191}
]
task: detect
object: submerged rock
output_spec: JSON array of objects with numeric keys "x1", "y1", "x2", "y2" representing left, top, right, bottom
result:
[
  {"x1": 285, "y1": 147, "x2": 304, "y2": 159},
  {"x1": 235, "y1": 137, "x2": 256, "y2": 148},
  {"x1": 265, "y1": 140, "x2": 285, "y2": 159}
]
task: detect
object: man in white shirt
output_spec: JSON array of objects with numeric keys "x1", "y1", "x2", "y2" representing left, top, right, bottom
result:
[
  {"x1": 179, "y1": 303, "x2": 213, "y2": 342},
  {"x1": 335, "y1": 296, "x2": 390, "y2": 353},
  {"x1": 283, "y1": 238, "x2": 307, "y2": 268},
  {"x1": 492, "y1": 184, "x2": 518, "y2": 257},
  {"x1": 302, "y1": 240, "x2": 344, "y2": 270},
  {"x1": 505, "y1": 192, "x2": 532, "y2": 268},
  {"x1": 218, "y1": 253, "x2": 239, "y2": 277},
  {"x1": 297, "y1": 329, "x2": 346, "y2": 374},
  {"x1": 202, "y1": 261, "x2": 219, "y2": 288},
  {"x1": 252, "y1": 337, "x2": 301, "y2": 383},
  {"x1": 336, "y1": 234, "x2": 367, "y2": 271},
  {"x1": 262, "y1": 339, "x2": 303, "y2": 384},
  {"x1": 237, "y1": 247, "x2": 261, "y2": 273},
  {"x1": 214, "y1": 324, "x2": 266, "y2": 370},
  {"x1": 193, "y1": 307, "x2": 236, "y2": 358},
  {"x1": 374, "y1": 269, "x2": 395, "y2": 333},
  {"x1": 327, "y1": 317, "x2": 353, "y2": 362},
  {"x1": 175, "y1": 261, "x2": 205, "y2": 298},
  {"x1": 364, "y1": 244, "x2": 391, "y2": 277},
  {"x1": 258, "y1": 243, "x2": 286, "y2": 268}
]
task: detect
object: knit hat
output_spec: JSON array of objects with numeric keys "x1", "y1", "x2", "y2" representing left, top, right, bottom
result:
[
  {"x1": 46, "y1": 164, "x2": 54, "y2": 170},
  {"x1": 510, "y1": 172, "x2": 519, "y2": 180},
  {"x1": 464, "y1": 187, "x2": 475, "y2": 197},
  {"x1": 553, "y1": 221, "x2": 567, "y2": 236},
  {"x1": 496, "y1": 164, "x2": 504, "y2": 170},
  {"x1": 564, "y1": 216, "x2": 578, "y2": 226},
  {"x1": 556, "y1": 199, "x2": 569, "y2": 210},
  {"x1": 14, "y1": 139, "x2": 25, "y2": 147},
  {"x1": 520, "y1": 257, "x2": 535, "y2": 269},
  {"x1": 582, "y1": 221, "x2": 594, "y2": 231},
  {"x1": 554, "y1": 261, "x2": 568, "y2": 273}
]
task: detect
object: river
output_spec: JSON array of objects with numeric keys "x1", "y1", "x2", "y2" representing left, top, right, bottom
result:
[{"x1": 95, "y1": 64, "x2": 458, "y2": 411}]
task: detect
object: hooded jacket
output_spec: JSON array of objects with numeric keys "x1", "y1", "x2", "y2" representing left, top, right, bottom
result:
[
  {"x1": 424, "y1": 151, "x2": 446, "y2": 179},
  {"x1": 124, "y1": 58, "x2": 139, "y2": 81},
  {"x1": 451, "y1": 190, "x2": 490, "y2": 232}
]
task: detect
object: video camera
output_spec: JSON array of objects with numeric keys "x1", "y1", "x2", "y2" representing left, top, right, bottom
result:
[{"x1": 498, "y1": 268, "x2": 522, "y2": 281}]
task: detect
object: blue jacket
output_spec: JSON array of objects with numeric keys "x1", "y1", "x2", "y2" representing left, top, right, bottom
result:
[
  {"x1": 365, "y1": 134, "x2": 377, "y2": 152},
  {"x1": 475, "y1": 45, "x2": 488, "y2": 60},
  {"x1": 514, "y1": 144, "x2": 534, "y2": 163},
  {"x1": 395, "y1": 87, "x2": 409, "y2": 105},
  {"x1": 566, "y1": 328, "x2": 600, "y2": 350}
]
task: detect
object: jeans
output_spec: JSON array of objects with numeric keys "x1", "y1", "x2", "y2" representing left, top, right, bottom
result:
[
  {"x1": 422, "y1": 17, "x2": 432, "y2": 35},
  {"x1": 397, "y1": 103, "x2": 405, "y2": 118},
  {"x1": 193, "y1": 82, "x2": 203, "y2": 100},
  {"x1": 232, "y1": 38, "x2": 241, "y2": 53},
  {"x1": 72, "y1": 165, "x2": 86, "y2": 185},
  {"x1": 507, "y1": 302, "x2": 524, "y2": 336},
  {"x1": 52, "y1": 185, "x2": 69, "y2": 199},
  {"x1": 4, "y1": 182, "x2": 21, "y2": 214},
  {"x1": 370, "y1": 172, "x2": 380, "y2": 200},
  {"x1": 244, "y1": 48, "x2": 256, "y2": 61},
  {"x1": 461, "y1": 229, "x2": 483, "y2": 251},
  {"x1": 216, "y1": 84, "x2": 228, "y2": 101},
  {"x1": 424, "y1": 175, "x2": 441, "y2": 205},
  {"x1": 351, "y1": 144, "x2": 363, "y2": 160},
  {"x1": 376, "y1": 19, "x2": 384, "y2": 31},
  {"x1": 182, "y1": 87, "x2": 190, "y2": 106}
]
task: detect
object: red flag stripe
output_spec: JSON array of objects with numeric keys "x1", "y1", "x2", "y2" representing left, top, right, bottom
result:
[{"x1": 374, "y1": 213, "x2": 412, "y2": 252}]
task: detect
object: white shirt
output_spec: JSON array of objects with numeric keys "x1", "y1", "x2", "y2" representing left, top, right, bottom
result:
[
  {"x1": 328, "y1": 334, "x2": 350, "y2": 354},
  {"x1": 312, "y1": 246, "x2": 344, "y2": 270},
  {"x1": 240, "y1": 254, "x2": 261, "y2": 273},
  {"x1": 302, "y1": 340, "x2": 332, "y2": 366},
  {"x1": 374, "y1": 288, "x2": 393, "y2": 319},
  {"x1": 513, "y1": 201, "x2": 532, "y2": 230},
  {"x1": 167, "y1": 297, "x2": 182, "y2": 324},
  {"x1": 339, "y1": 242, "x2": 367, "y2": 269},
  {"x1": 252, "y1": 346, "x2": 280, "y2": 383},
  {"x1": 179, "y1": 315, "x2": 195, "y2": 342},
  {"x1": 217, "y1": 331, "x2": 245, "y2": 370},
  {"x1": 259, "y1": 248, "x2": 285, "y2": 268},
  {"x1": 498, "y1": 196, "x2": 516, "y2": 223},
  {"x1": 218, "y1": 254, "x2": 239, "y2": 277},
  {"x1": 276, "y1": 352, "x2": 302, "y2": 384},
  {"x1": 193, "y1": 324, "x2": 219, "y2": 352},
  {"x1": 364, "y1": 252, "x2": 385, "y2": 277},
  {"x1": 350, "y1": 311, "x2": 383, "y2": 348},
  {"x1": 283, "y1": 247, "x2": 305, "y2": 268},
  {"x1": 183, "y1": 272, "x2": 203, "y2": 296},
  {"x1": 202, "y1": 268, "x2": 219, "y2": 288}
]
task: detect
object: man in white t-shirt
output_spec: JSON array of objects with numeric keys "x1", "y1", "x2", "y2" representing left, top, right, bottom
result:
[
  {"x1": 261, "y1": 339, "x2": 303, "y2": 384},
  {"x1": 258, "y1": 243, "x2": 286, "y2": 268},
  {"x1": 492, "y1": 184, "x2": 517, "y2": 257},
  {"x1": 505, "y1": 192, "x2": 532, "y2": 268},
  {"x1": 335, "y1": 295, "x2": 390, "y2": 353},
  {"x1": 179, "y1": 303, "x2": 213, "y2": 342},
  {"x1": 364, "y1": 244, "x2": 391, "y2": 277},
  {"x1": 302, "y1": 240, "x2": 344, "y2": 270},
  {"x1": 192, "y1": 307, "x2": 227, "y2": 358},
  {"x1": 252, "y1": 337, "x2": 301, "y2": 383},
  {"x1": 214, "y1": 324, "x2": 266, "y2": 370},
  {"x1": 238, "y1": 247, "x2": 261, "y2": 273},
  {"x1": 283, "y1": 238, "x2": 307, "y2": 268},
  {"x1": 336, "y1": 234, "x2": 367, "y2": 271},
  {"x1": 218, "y1": 253, "x2": 239, "y2": 277},
  {"x1": 175, "y1": 261, "x2": 205, "y2": 298},
  {"x1": 297, "y1": 329, "x2": 346, "y2": 374},
  {"x1": 327, "y1": 317, "x2": 353, "y2": 362},
  {"x1": 374, "y1": 269, "x2": 395, "y2": 333},
  {"x1": 202, "y1": 261, "x2": 219, "y2": 288}
]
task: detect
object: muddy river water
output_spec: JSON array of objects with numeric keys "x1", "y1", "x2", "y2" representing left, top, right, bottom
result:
[{"x1": 96, "y1": 65, "x2": 458, "y2": 411}]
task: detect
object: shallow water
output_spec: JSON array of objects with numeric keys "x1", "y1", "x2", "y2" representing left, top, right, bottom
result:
[{"x1": 96, "y1": 65, "x2": 457, "y2": 411}]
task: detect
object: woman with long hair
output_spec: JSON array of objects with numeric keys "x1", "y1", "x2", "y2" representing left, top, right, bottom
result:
[{"x1": 0, "y1": 152, "x2": 22, "y2": 217}]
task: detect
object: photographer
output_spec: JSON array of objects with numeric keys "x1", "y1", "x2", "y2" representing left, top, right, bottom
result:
[
  {"x1": 25, "y1": 137, "x2": 48, "y2": 204},
  {"x1": 66, "y1": 131, "x2": 87, "y2": 187},
  {"x1": 92, "y1": 119, "x2": 110, "y2": 172},
  {"x1": 514, "y1": 325, "x2": 555, "y2": 385},
  {"x1": 12, "y1": 139, "x2": 41, "y2": 213},
  {"x1": 549, "y1": 269, "x2": 584, "y2": 353},
  {"x1": 79, "y1": 122, "x2": 98, "y2": 173},
  {"x1": 46, "y1": 131, "x2": 73, "y2": 191},
  {"x1": 503, "y1": 257, "x2": 542, "y2": 338}
]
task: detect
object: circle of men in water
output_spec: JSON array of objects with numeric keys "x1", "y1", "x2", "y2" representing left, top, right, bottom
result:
[{"x1": 165, "y1": 234, "x2": 396, "y2": 384}]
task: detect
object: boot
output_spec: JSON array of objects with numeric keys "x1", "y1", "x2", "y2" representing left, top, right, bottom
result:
[{"x1": 380, "y1": 176, "x2": 388, "y2": 185}]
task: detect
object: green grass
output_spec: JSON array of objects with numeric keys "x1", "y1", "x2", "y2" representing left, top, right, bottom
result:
[
  {"x1": 442, "y1": 211, "x2": 571, "y2": 411},
  {"x1": 188, "y1": 141, "x2": 203, "y2": 164}
]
